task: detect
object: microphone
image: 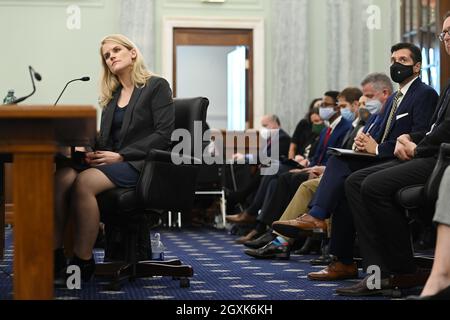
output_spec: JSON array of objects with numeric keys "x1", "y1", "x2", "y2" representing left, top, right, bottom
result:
[
  {"x1": 11, "y1": 66, "x2": 42, "y2": 104},
  {"x1": 54, "y1": 76, "x2": 90, "y2": 105}
]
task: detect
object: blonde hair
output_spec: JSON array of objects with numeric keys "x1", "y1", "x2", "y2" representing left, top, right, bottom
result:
[{"x1": 99, "y1": 34, "x2": 152, "y2": 107}]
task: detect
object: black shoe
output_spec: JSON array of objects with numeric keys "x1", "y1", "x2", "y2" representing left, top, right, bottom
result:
[
  {"x1": 70, "y1": 255, "x2": 96, "y2": 282},
  {"x1": 337, "y1": 270, "x2": 430, "y2": 297},
  {"x1": 243, "y1": 231, "x2": 276, "y2": 249},
  {"x1": 244, "y1": 242, "x2": 290, "y2": 260},
  {"x1": 293, "y1": 237, "x2": 321, "y2": 255},
  {"x1": 310, "y1": 254, "x2": 335, "y2": 266},
  {"x1": 335, "y1": 275, "x2": 394, "y2": 297},
  {"x1": 54, "y1": 255, "x2": 96, "y2": 287},
  {"x1": 54, "y1": 248, "x2": 67, "y2": 277}
]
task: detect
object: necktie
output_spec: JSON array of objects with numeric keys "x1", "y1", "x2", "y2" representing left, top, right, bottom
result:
[
  {"x1": 381, "y1": 90, "x2": 403, "y2": 144},
  {"x1": 317, "y1": 127, "x2": 332, "y2": 165},
  {"x1": 266, "y1": 137, "x2": 272, "y2": 157}
]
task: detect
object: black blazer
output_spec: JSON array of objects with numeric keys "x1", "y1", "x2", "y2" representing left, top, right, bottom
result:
[
  {"x1": 278, "y1": 128, "x2": 292, "y2": 160},
  {"x1": 412, "y1": 81, "x2": 450, "y2": 158},
  {"x1": 376, "y1": 78, "x2": 438, "y2": 158},
  {"x1": 96, "y1": 76, "x2": 175, "y2": 172}
]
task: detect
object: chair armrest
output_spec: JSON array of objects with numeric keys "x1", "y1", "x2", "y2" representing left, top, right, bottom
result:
[
  {"x1": 396, "y1": 185, "x2": 425, "y2": 210},
  {"x1": 147, "y1": 149, "x2": 202, "y2": 164},
  {"x1": 136, "y1": 157, "x2": 200, "y2": 211}
]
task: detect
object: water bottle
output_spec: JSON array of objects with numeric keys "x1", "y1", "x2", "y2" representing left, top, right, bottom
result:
[
  {"x1": 150, "y1": 233, "x2": 165, "y2": 261},
  {"x1": 3, "y1": 90, "x2": 16, "y2": 104}
]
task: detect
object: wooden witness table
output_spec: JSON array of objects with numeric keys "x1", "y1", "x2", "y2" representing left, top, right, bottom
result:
[{"x1": 0, "y1": 105, "x2": 97, "y2": 300}]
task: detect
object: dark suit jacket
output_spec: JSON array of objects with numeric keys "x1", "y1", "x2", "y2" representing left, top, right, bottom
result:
[
  {"x1": 375, "y1": 78, "x2": 438, "y2": 158},
  {"x1": 309, "y1": 117, "x2": 353, "y2": 167},
  {"x1": 278, "y1": 128, "x2": 292, "y2": 160},
  {"x1": 342, "y1": 120, "x2": 366, "y2": 150},
  {"x1": 363, "y1": 111, "x2": 386, "y2": 138},
  {"x1": 253, "y1": 128, "x2": 291, "y2": 163},
  {"x1": 96, "y1": 76, "x2": 175, "y2": 172},
  {"x1": 411, "y1": 81, "x2": 450, "y2": 158}
]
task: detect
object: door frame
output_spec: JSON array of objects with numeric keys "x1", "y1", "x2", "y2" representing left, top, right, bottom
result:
[{"x1": 162, "y1": 16, "x2": 265, "y2": 129}]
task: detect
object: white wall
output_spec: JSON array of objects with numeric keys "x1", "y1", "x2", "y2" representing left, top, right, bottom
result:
[
  {"x1": 177, "y1": 46, "x2": 236, "y2": 129},
  {"x1": 0, "y1": 0, "x2": 400, "y2": 133},
  {"x1": 0, "y1": 0, "x2": 120, "y2": 123}
]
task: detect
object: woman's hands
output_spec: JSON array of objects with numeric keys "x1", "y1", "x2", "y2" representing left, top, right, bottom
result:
[{"x1": 85, "y1": 151, "x2": 124, "y2": 166}]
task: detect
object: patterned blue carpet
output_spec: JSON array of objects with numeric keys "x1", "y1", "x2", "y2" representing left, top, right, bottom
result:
[{"x1": 0, "y1": 226, "x2": 397, "y2": 300}]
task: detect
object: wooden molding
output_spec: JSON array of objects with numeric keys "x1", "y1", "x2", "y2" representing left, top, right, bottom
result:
[{"x1": 5, "y1": 204, "x2": 13, "y2": 225}]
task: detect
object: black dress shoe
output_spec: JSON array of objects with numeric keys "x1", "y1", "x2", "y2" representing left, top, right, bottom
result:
[
  {"x1": 54, "y1": 248, "x2": 67, "y2": 277},
  {"x1": 243, "y1": 231, "x2": 276, "y2": 249},
  {"x1": 310, "y1": 254, "x2": 335, "y2": 266},
  {"x1": 293, "y1": 237, "x2": 321, "y2": 255},
  {"x1": 336, "y1": 270, "x2": 430, "y2": 297},
  {"x1": 244, "y1": 242, "x2": 290, "y2": 260},
  {"x1": 54, "y1": 255, "x2": 96, "y2": 287},
  {"x1": 335, "y1": 275, "x2": 394, "y2": 297}
]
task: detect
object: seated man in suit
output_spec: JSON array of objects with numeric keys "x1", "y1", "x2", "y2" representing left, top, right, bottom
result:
[
  {"x1": 232, "y1": 114, "x2": 291, "y2": 164},
  {"x1": 224, "y1": 114, "x2": 291, "y2": 213},
  {"x1": 245, "y1": 73, "x2": 393, "y2": 253},
  {"x1": 226, "y1": 93, "x2": 339, "y2": 227},
  {"x1": 240, "y1": 89, "x2": 356, "y2": 254},
  {"x1": 336, "y1": 15, "x2": 450, "y2": 296},
  {"x1": 272, "y1": 43, "x2": 438, "y2": 280}
]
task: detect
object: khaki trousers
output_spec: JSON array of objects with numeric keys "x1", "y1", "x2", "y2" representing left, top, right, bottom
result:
[
  {"x1": 277, "y1": 177, "x2": 321, "y2": 222},
  {"x1": 273, "y1": 176, "x2": 332, "y2": 239}
]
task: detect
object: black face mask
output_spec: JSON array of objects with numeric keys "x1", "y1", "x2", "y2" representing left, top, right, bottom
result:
[{"x1": 390, "y1": 62, "x2": 415, "y2": 84}]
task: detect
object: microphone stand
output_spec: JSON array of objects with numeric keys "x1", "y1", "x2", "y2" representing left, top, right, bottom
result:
[
  {"x1": 54, "y1": 78, "x2": 87, "y2": 105},
  {"x1": 10, "y1": 66, "x2": 41, "y2": 104},
  {"x1": 53, "y1": 76, "x2": 91, "y2": 156}
]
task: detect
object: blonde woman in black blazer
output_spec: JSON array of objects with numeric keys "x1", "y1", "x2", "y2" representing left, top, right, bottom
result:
[{"x1": 54, "y1": 34, "x2": 174, "y2": 282}]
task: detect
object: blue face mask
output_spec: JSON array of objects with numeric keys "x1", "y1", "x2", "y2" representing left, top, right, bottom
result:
[
  {"x1": 341, "y1": 107, "x2": 355, "y2": 122},
  {"x1": 364, "y1": 99, "x2": 383, "y2": 115},
  {"x1": 319, "y1": 107, "x2": 337, "y2": 121}
]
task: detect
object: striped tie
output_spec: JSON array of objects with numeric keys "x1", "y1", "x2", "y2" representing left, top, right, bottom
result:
[{"x1": 381, "y1": 90, "x2": 403, "y2": 144}]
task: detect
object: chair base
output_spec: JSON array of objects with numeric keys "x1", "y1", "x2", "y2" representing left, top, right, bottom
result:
[{"x1": 95, "y1": 259, "x2": 194, "y2": 290}]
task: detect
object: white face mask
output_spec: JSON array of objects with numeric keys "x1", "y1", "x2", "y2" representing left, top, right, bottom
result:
[
  {"x1": 319, "y1": 107, "x2": 337, "y2": 121},
  {"x1": 260, "y1": 128, "x2": 275, "y2": 140},
  {"x1": 259, "y1": 128, "x2": 270, "y2": 140},
  {"x1": 364, "y1": 99, "x2": 383, "y2": 115}
]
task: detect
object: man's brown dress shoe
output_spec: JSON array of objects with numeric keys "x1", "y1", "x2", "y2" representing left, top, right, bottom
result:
[
  {"x1": 272, "y1": 213, "x2": 327, "y2": 238},
  {"x1": 308, "y1": 261, "x2": 358, "y2": 281},
  {"x1": 226, "y1": 212, "x2": 256, "y2": 225}
]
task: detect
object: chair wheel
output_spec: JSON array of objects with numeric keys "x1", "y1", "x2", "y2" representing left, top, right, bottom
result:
[
  {"x1": 391, "y1": 290, "x2": 403, "y2": 298},
  {"x1": 180, "y1": 278, "x2": 190, "y2": 288}
]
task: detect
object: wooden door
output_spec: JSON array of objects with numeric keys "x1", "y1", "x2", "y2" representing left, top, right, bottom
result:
[{"x1": 173, "y1": 28, "x2": 254, "y2": 128}]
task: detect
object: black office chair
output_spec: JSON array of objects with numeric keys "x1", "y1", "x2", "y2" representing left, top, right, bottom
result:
[
  {"x1": 396, "y1": 143, "x2": 450, "y2": 268},
  {"x1": 94, "y1": 97, "x2": 209, "y2": 290}
]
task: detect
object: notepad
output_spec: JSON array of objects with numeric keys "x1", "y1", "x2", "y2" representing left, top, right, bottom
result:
[{"x1": 327, "y1": 147, "x2": 377, "y2": 158}]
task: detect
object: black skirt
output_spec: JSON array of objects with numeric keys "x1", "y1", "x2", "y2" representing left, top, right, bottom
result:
[{"x1": 96, "y1": 162, "x2": 140, "y2": 188}]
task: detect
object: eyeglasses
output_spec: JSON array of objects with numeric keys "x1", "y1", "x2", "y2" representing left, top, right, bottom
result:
[{"x1": 439, "y1": 30, "x2": 450, "y2": 42}]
